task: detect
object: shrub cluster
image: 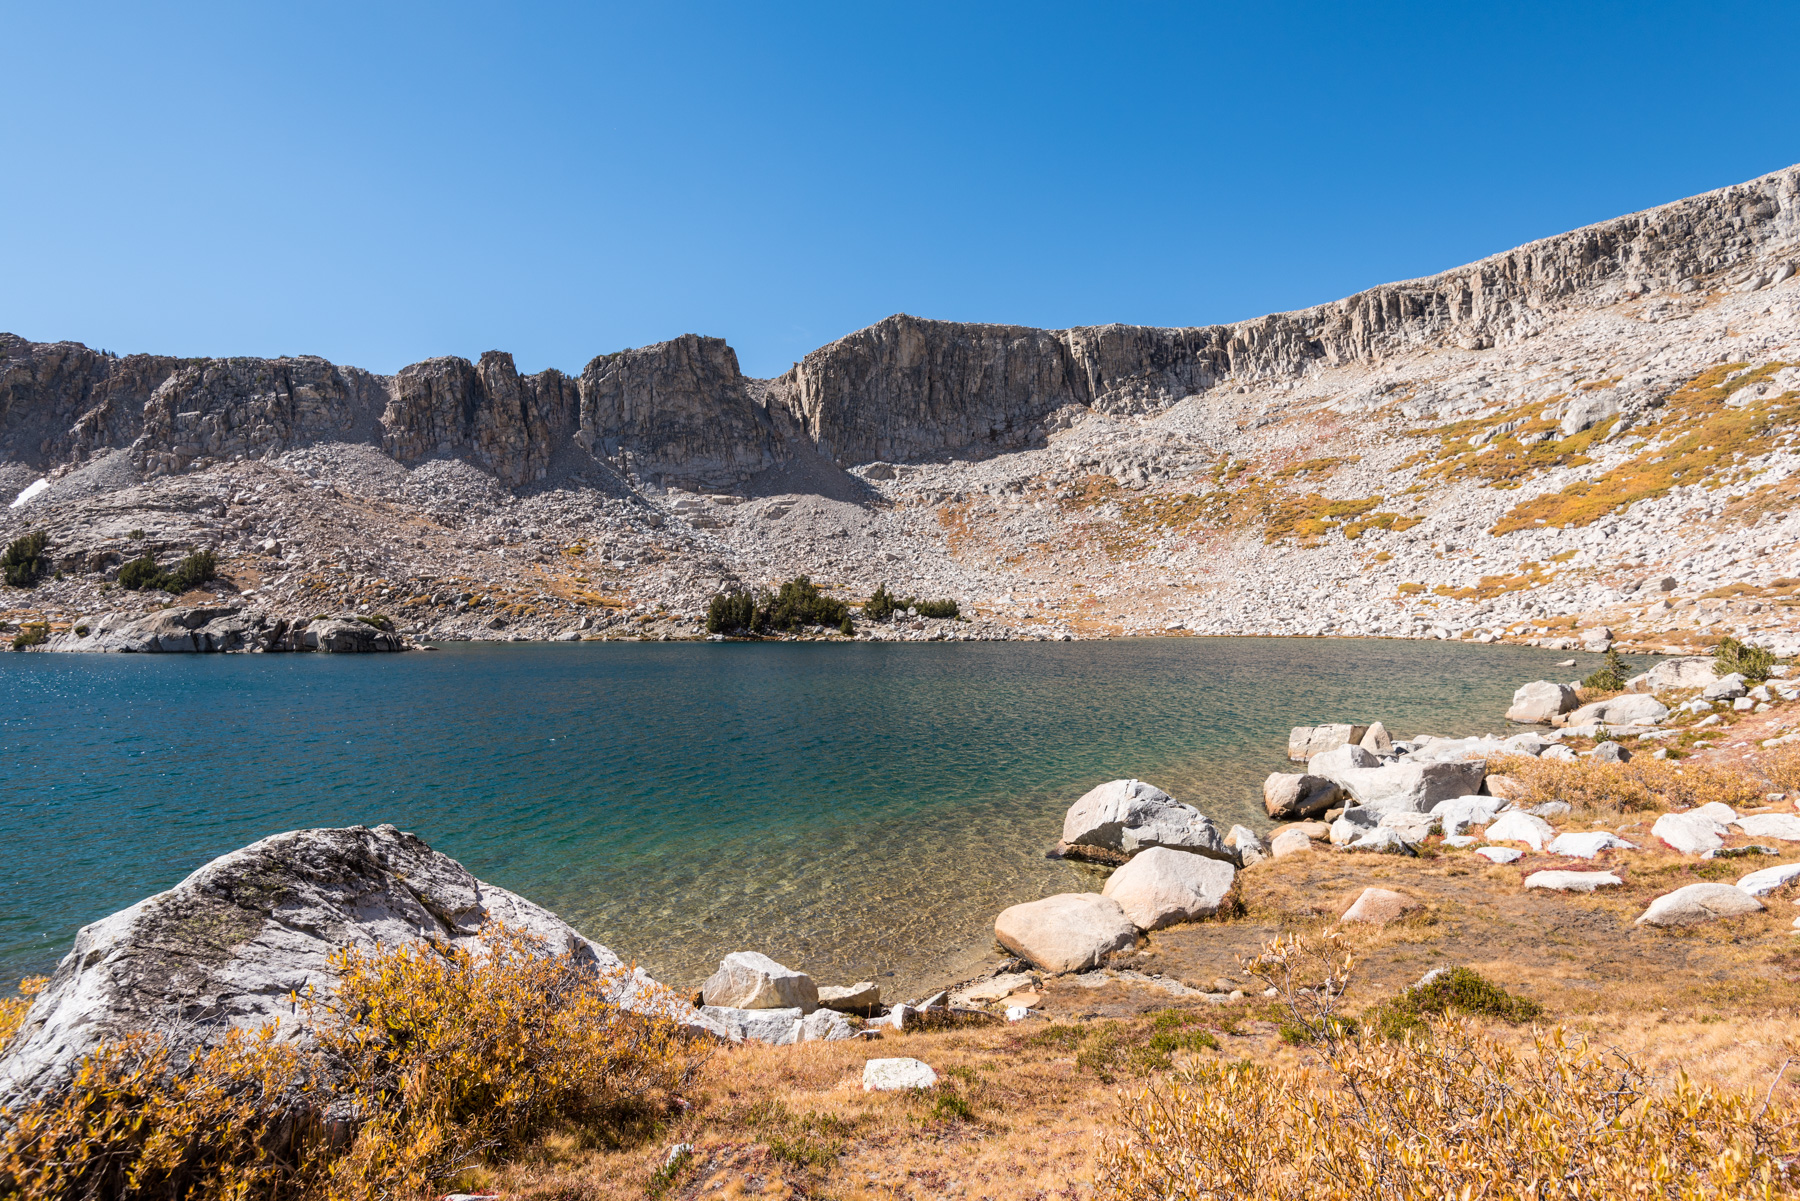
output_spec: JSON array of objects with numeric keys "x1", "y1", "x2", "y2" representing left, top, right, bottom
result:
[
  {"x1": 1, "y1": 532, "x2": 50, "y2": 588},
  {"x1": 115, "y1": 549, "x2": 217, "y2": 594},
  {"x1": 1716, "y1": 635, "x2": 1777, "y2": 682},
  {"x1": 1493, "y1": 753, "x2": 1769, "y2": 814},
  {"x1": 1101, "y1": 931, "x2": 1800, "y2": 1201},
  {"x1": 706, "y1": 576, "x2": 851, "y2": 634},
  {"x1": 862, "y1": 583, "x2": 958, "y2": 621},
  {"x1": 1364, "y1": 966, "x2": 1543, "y2": 1041},
  {"x1": 10, "y1": 623, "x2": 49, "y2": 652},
  {"x1": 0, "y1": 927, "x2": 707, "y2": 1201}
]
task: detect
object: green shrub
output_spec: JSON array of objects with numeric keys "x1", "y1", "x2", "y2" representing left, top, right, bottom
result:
[
  {"x1": 861, "y1": 583, "x2": 958, "y2": 621},
  {"x1": 706, "y1": 577, "x2": 849, "y2": 634},
  {"x1": 11, "y1": 623, "x2": 48, "y2": 652},
  {"x1": 115, "y1": 549, "x2": 217, "y2": 594},
  {"x1": 838, "y1": 614, "x2": 854, "y2": 636},
  {"x1": 1715, "y1": 636, "x2": 1776, "y2": 682},
  {"x1": 116, "y1": 555, "x2": 166, "y2": 591},
  {"x1": 1, "y1": 532, "x2": 49, "y2": 588},
  {"x1": 1582, "y1": 646, "x2": 1628, "y2": 691},
  {"x1": 1367, "y1": 966, "x2": 1542, "y2": 1041},
  {"x1": 929, "y1": 1089, "x2": 974, "y2": 1122},
  {"x1": 162, "y1": 549, "x2": 217, "y2": 593}
]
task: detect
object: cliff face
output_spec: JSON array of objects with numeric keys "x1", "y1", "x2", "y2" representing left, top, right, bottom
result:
[
  {"x1": 383, "y1": 353, "x2": 578, "y2": 486},
  {"x1": 2, "y1": 164, "x2": 1795, "y2": 484},
  {"x1": 577, "y1": 335, "x2": 783, "y2": 490}
]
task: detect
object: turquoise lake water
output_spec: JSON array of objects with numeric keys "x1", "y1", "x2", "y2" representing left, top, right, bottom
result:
[{"x1": 0, "y1": 639, "x2": 1590, "y2": 995}]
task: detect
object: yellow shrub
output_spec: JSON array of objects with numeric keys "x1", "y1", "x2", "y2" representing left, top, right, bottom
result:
[
  {"x1": 1103, "y1": 931, "x2": 1800, "y2": 1201},
  {"x1": 0, "y1": 978, "x2": 46, "y2": 1052},
  {"x1": 1100, "y1": 1022, "x2": 1798, "y2": 1201},
  {"x1": 1494, "y1": 754, "x2": 1769, "y2": 815},
  {"x1": 0, "y1": 926, "x2": 707, "y2": 1201}
]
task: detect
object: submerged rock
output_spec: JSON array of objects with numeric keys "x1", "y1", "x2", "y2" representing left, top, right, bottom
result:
[{"x1": 0, "y1": 824, "x2": 714, "y2": 1102}]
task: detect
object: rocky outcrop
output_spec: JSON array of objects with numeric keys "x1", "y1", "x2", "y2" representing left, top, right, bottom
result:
[
  {"x1": 42, "y1": 606, "x2": 406, "y2": 653},
  {"x1": 383, "y1": 352, "x2": 578, "y2": 487},
  {"x1": 1059, "y1": 778, "x2": 1233, "y2": 863},
  {"x1": 577, "y1": 335, "x2": 783, "y2": 490},
  {"x1": 0, "y1": 824, "x2": 711, "y2": 1101}
]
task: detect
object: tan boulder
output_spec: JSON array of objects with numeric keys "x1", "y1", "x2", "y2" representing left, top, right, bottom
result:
[
  {"x1": 1339, "y1": 887, "x2": 1420, "y2": 926},
  {"x1": 1101, "y1": 847, "x2": 1237, "y2": 930},
  {"x1": 994, "y1": 893, "x2": 1137, "y2": 973}
]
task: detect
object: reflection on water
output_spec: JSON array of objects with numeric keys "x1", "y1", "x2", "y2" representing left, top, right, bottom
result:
[{"x1": 0, "y1": 638, "x2": 1577, "y2": 994}]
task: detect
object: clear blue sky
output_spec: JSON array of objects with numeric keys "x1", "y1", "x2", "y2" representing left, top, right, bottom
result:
[{"x1": 3, "y1": 1, "x2": 1796, "y2": 380}]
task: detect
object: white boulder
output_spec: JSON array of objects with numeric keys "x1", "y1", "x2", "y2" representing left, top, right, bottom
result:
[
  {"x1": 702, "y1": 1005, "x2": 806, "y2": 1044},
  {"x1": 1061, "y1": 779, "x2": 1232, "y2": 862},
  {"x1": 1652, "y1": 811, "x2": 1728, "y2": 855},
  {"x1": 1646, "y1": 657, "x2": 1719, "y2": 691},
  {"x1": 1475, "y1": 846, "x2": 1523, "y2": 864},
  {"x1": 1507, "y1": 681, "x2": 1578, "y2": 724},
  {"x1": 1339, "y1": 887, "x2": 1419, "y2": 926},
  {"x1": 1483, "y1": 810, "x2": 1555, "y2": 851},
  {"x1": 817, "y1": 982, "x2": 882, "y2": 1014},
  {"x1": 1437, "y1": 795, "x2": 1506, "y2": 836},
  {"x1": 994, "y1": 893, "x2": 1137, "y2": 973},
  {"x1": 1288, "y1": 724, "x2": 1369, "y2": 761},
  {"x1": 1101, "y1": 847, "x2": 1236, "y2": 930},
  {"x1": 1738, "y1": 863, "x2": 1800, "y2": 896},
  {"x1": 1635, "y1": 883, "x2": 1764, "y2": 927},
  {"x1": 863, "y1": 1057, "x2": 938, "y2": 1091},
  {"x1": 1734, "y1": 814, "x2": 1800, "y2": 842},
  {"x1": 1547, "y1": 832, "x2": 1637, "y2": 859},
  {"x1": 1567, "y1": 694, "x2": 1669, "y2": 727},
  {"x1": 703, "y1": 951, "x2": 819, "y2": 1012},
  {"x1": 1525, "y1": 870, "x2": 1623, "y2": 891},
  {"x1": 1328, "y1": 760, "x2": 1489, "y2": 815}
]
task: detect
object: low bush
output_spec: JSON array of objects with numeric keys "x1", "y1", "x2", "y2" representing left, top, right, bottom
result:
[
  {"x1": 1365, "y1": 966, "x2": 1542, "y2": 1040},
  {"x1": 1716, "y1": 635, "x2": 1777, "y2": 682},
  {"x1": 1493, "y1": 753, "x2": 1768, "y2": 814},
  {"x1": 114, "y1": 549, "x2": 217, "y2": 594},
  {"x1": 0, "y1": 926, "x2": 707, "y2": 1201},
  {"x1": 10, "y1": 623, "x2": 48, "y2": 652},
  {"x1": 1, "y1": 532, "x2": 49, "y2": 588},
  {"x1": 115, "y1": 555, "x2": 165, "y2": 591}
]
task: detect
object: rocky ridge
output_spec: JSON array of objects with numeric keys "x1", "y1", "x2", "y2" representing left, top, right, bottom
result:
[{"x1": 3, "y1": 165, "x2": 1800, "y2": 649}]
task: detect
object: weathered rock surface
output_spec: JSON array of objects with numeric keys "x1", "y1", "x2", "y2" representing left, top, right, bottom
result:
[
  {"x1": 1483, "y1": 810, "x2": 1555, "y2": 851},
  {"x1": 1288, "y1": 724, "x2": 1370, "y2": 762},
  {"x1": 702, "y1": 952, "x2": 819, "y2": 1012},
  {"x1": 1475, "y1": 846, "x2": 1523, "y2": 864},
  {"x1": 1060, "y1": 779, "x2": 1232, "y2": 862},
  {"x1": 1644, "y1": 657, "x2": 1720, "y2": 691},
  {"x1": 1652, "y1": 811, "x2": 1729, "y2": 854},
  {"x1": 1635, "y1": 883, "x2": 1765, "y2": 927},
  {"x1": 1100, "y1": 847, "x2": 1237, "y2": 930},
  {"x1": 1734, "y1": 814, "x2": 1800, "y2": 842},
  {"x1": 1269, "y1": 827, "x2": 1316, "y2": 858},
  {"x1": 993, "y1": 893, "x2": 1137, "y2": 974},
  {"x1": 1738, "y1": 863, "x2": 1800, "y2": 896},
  {"x1": 1507, "y1": 681, "x2": 1578, "y2": 724},
  {"x1": 1262, "y1": 772, "x2": 1341, "y2": 821},
  {"x1": 1566, "y1": 694, "x2": 1669, "y2": 727},
  {"x1": 1547, "y1": 831, "x2": 1637, "y2": 858},
  {"x1": 43, "y1": 606, "x2": 405, "y2": 654},
  {"x1": 1437, "y1": 795, "x2": 1506, "y2": 836},
  {"x1": 0, "y1": 824, "x2": 708, "y2": 1101},
  {"x1": 1525, "y1": 870, "x2": 1624, "y2": 891},
  {"x1": 816, "y1": 981, "x2": 882, "y2": 1015},
  {"x1": 1339, "y1": 887, "x2": 1420, "y2": 926},
  {"x1": 862, "y1": 1056, "x2": 938, "y2": 1091},
  {"x1": 1328, "y1": 760, "x2": 1488, "y2": 814}
]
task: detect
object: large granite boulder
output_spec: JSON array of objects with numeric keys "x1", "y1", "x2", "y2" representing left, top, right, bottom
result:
[
  {"x1": 1506, "y1": 681, "x2": 1578, "y2": 724},
  {"x1": 1642, "y1": 657, "x2": 1719, "y2": 692},
  {"x1": 1566, "y1": 694, "x2": 1668, "y2": 727},
  {"x1": 1060, "y1": 779, "x2": 1232, "y2": 863},
  {"x1": 993, "y1": 893, "x2": 1136, "y2": 973},
  {"x1": 702, "y1": 952, "x2": 819, "y2": 1012},
  {"x1": 1287, "y1": 724, "x2": 1369, "y2": 762},
  {"x1": 1262, "y1": 773, "x2": 1341, "y2": 821},
  {"x1": 0, "y1": 825, "x2": 715, "y2": 1101},
  {"x1": 1100, "y1": 847, "x2": 1236, "y2": 930},
  {"x1": 1636, "y1": 883, "x2": 1764, "y2": 928},
  {"x1": 294, "y1": 616, "x2": 407, "y2": 653},
  {"x1": 47, "y1": 605, "x2": 279, "y2": 653},
  {"x1": 1317, "y1": 759, "x2": 1487, "y2": 815}
]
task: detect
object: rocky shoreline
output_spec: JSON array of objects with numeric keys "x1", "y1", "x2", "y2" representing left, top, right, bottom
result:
[{"x1": 7, "y1": 646, "x2": 1795, "y2": 1101}]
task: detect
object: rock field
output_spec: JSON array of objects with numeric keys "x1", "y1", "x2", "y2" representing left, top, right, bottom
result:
[{"x1": 3, "y1": 165, "x2": 1800, "y2": 651}]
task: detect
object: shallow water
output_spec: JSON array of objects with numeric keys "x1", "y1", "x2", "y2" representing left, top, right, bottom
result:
[{"x1": 0, "y1": 638, "x2": 1582, "y2": 995}]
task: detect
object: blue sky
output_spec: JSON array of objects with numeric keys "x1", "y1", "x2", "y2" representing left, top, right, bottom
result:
[{"x1": 2, "y1": 1, "x2": 1796, "y2": 379}]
